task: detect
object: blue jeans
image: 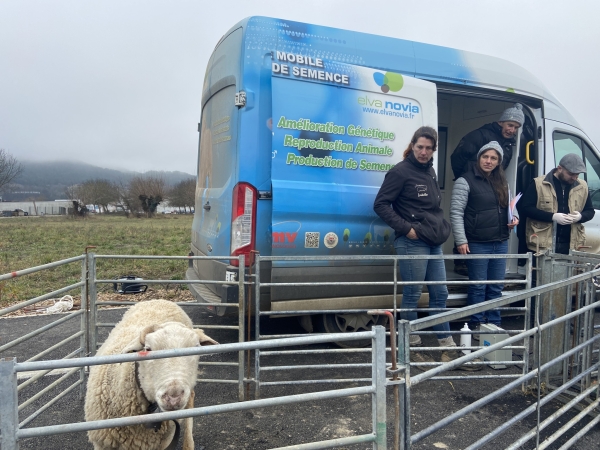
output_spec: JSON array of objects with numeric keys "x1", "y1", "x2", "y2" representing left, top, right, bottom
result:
[
  {"x1": 394, "y1": 235, "x2": 450, "y2": 339},
  {"x1": 465, "y1": 240, "x2": 508, "y2": 327}
]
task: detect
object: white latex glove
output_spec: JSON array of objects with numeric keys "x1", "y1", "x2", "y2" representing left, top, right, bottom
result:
[
  {"x1": 569, "y1": 211, "x2": 582, "y2": 223},
  {"x1": 552, "y1": 213, "x2": 574, "y2": 225}
]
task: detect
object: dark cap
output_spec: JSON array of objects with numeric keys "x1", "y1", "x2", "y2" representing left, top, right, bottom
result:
[{"x1": 559, "y1": 153, "x2": 587, "y2": 174}]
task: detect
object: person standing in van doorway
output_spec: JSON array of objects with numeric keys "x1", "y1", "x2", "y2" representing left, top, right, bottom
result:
[
  {"x1": 374, "y1": 126, "x2": 479, "y2": 371},
  {"x1": 450, "y1": 141, "x2": 518, "y2": 339},
  {"x1": 450, "y1": 103, "x2": 524, "y2": 275},
  {"x1": 519, "y1": 153, "x2": 595, "y2": 255}
]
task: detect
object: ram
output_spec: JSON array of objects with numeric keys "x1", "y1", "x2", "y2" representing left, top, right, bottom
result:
[{"x1": 84, "y1": 300, "x2": 217, "y2": 450}]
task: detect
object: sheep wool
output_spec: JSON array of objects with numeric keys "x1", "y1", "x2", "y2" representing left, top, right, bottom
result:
[{"x1": 84, "y1": 299, "x2": 217, "y2": 450}]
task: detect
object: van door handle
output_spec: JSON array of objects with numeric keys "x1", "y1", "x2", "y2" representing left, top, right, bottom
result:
[
  {"x1": 203, "y1": 202, "x2": 211, "y2": 211},
  {"x1": 526, "y1": 140, "x2": 535, "y2": 164}
]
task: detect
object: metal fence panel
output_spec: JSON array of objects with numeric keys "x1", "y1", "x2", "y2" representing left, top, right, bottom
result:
[
  {"x1": 0, "y1": 329, "x2": 386, "y2": 450},
  {"x1": 252, "y1": 253, "x2": 531, "y2": 399},
  {"x1": 1, "y1": 251, "x2": 599, "y2": 449}
]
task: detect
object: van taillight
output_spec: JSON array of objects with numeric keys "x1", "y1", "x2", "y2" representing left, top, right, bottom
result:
[{"x1": 230, "y1": 182, "x2": 257, "y2": 266}]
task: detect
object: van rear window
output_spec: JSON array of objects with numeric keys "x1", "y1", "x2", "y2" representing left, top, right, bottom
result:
[{"x1": 198, "y1": 85, "x2": 237, "y2": 190}]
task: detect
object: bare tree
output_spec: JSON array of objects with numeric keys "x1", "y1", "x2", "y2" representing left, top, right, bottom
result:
[
  {"x1": 65, "y1": 183, "x2": 91, "y2": 216},
  {"x1": 167, "y1": 178, "x2": 196, "y2": 213},
  {"x1": 84, "y1": 179, "x2": 119, "y2": 212},
  {"x1": 167, "y1": 183, "x2": 183, "y2": 212},
  {"x1": 68, "y1": 175, "x2": 168, "y2": 217},
  {"x1": 65, "y1": 184, "x2": 79, "y2": 201},
  {"x1": 113, "y1": 179, "x2": 139, "y2": 214},
  {"x1": 0, "y1": 149, "x2": 24, "y2": 192},
  {"x1": 128, "y1": 175, "x2": 167, "y2": 217}
]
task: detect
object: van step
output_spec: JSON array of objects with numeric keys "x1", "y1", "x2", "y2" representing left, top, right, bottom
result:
[{"x1": 269, "y1": 289, "x2": 528, "y2": 313}]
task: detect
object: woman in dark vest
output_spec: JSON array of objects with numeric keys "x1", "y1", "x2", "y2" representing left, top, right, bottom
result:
[{"x1": 450, "y1": 141, "x2": 518, "y2": 334}]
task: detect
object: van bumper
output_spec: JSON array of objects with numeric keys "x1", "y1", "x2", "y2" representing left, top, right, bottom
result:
[
  {"x1": 186, "y1": 267, "x2": 241, "y2": 315},
  {"x1": 186, "y1": 244, "x2": 243, "y2": 315}
]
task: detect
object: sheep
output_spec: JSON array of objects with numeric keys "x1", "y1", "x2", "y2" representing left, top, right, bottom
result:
[{"x1": 84, "y1": 299, "x2": 218, "y2": 450}]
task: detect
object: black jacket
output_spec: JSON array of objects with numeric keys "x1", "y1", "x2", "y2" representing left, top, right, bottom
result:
[
  {"x1": 518, "y1": 170, "x2": 595, "y2": 248},
  {"x1": 462, "y1": 167, "x2": 510, "y2": 243},
  {"x1": 374, "y1": 152, "x2": 451, "y2": 246},
  {"x1": 451, "y1": 122, "x2": 515, "y2": 179}
]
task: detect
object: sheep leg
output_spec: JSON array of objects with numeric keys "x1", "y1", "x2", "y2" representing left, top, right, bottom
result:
[{"x1": 182, "y1": 390, "x2": 195, "y2": 450}]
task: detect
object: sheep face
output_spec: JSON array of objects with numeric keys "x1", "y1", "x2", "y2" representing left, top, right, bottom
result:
[{"x1": 123, "y1": 322, "x2": 218, "y2": 412}]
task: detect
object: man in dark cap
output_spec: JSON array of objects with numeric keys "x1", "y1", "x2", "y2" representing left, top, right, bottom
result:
[
  {"x1": 519, "y1": 153, "x2": 595, "y2": 254},
  {"x1": 451, "y1": 103, "x2": 525, "y2": 274}
]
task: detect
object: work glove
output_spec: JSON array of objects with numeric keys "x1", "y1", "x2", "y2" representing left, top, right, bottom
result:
[
  {"x1": 552, "y1": 213, "x2": 574, "y2": 225},
  {"x1": 569, "y1": 211, "x2": 582, "y2": 223}
]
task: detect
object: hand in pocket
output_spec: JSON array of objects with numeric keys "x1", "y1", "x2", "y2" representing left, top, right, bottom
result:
[{"x1": 406, "y1": 228, "x2": 419, "y2": 240}]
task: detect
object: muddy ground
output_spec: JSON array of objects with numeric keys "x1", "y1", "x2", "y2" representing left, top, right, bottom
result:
[{"x1": 1, "y1": 301, "x2": 598, "y2": 449}]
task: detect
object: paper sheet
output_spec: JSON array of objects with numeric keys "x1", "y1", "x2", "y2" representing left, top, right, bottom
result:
[{"x1": 508, "y1": 190, "x2": 522, "y2": 222}]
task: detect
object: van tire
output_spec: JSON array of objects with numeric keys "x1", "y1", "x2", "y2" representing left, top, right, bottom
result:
[{"x1": 319, "y1": 313, "x2": 388, "y2": 348}]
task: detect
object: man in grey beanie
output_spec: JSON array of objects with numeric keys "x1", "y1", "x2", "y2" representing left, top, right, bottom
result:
[
  {"x1": 450, "y1": 103, "x2": 524, "y2": 274},
  {"x1": 451, "y1": 103, "x2": 524, "y2": 179},
  {"x1": 519, "y1": 153, "x2": 595, "y2": 254}
]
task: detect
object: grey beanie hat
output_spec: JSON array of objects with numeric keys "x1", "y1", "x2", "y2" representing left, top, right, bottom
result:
[
  {"x1": 559, "y1": 153, "x2": 587, "y2": 173},
  {"x1": 498, "y1": 103, "x2": 525, "y2": 125},
  {"x1": 478, "y1": 141, "x2": 504, "y2": 162}
]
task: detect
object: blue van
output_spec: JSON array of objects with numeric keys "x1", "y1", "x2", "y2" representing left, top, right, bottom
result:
[{"x1": 187, "y1": 16, "x2": 600, "y2": 333}]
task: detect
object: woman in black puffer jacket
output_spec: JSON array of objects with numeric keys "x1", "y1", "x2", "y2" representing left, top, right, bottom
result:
[
  {"x1": 450, "y1": 141, "x2": 518, "y2": 333},
  {"x1": 374, "y1": 126, "x2": 478, "y2": 370}
]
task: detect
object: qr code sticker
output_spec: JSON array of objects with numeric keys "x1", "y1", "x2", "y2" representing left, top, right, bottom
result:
[{"x1": 305, "y1": 232, "x2": 320, "y2": 248}]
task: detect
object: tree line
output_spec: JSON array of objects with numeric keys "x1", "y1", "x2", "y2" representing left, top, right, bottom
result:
[
  {"x1": 65, "y1": 176, "x2": 196, "y2": 216},
  {"x1": 0, "y1": 149, "x2": 24, "y2": 193}
]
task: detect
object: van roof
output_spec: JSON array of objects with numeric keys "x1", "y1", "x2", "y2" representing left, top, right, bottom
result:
[{"x1": 223, "y1": 16, "x2": 580, "y2": 129}]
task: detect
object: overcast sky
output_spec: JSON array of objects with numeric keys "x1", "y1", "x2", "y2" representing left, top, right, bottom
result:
[{"x1": 1, "y1": 0, "x2": 599, "y2": 174}]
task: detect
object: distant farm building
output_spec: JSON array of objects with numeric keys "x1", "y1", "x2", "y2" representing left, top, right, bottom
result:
[{"x1": 0, "y1": 201, "x2": 73, "y2": 216}]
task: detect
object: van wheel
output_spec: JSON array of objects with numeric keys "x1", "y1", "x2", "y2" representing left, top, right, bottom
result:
[{"x1": 320, "y1": 313, "x2": 388, "y2": 348}]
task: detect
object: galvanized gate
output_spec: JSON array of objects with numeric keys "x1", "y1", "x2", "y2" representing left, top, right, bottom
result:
[
  {"x1": 1, "y1": 250, "x2": 599, "y2": 449},
  {"x1": 0, "y1": 255, "x2": 88, "y2": 431},
  {"x1": 1, "y1": 328, "x2": 389, "y2": 450},
  {"x1": 251, "y1": 253, "x2": 533, "y2": 399},
  {"x1": 86, "y1": 253, "x2": 249, "y2": 400},
  {"x1": 397, "y1": 253, "x2": 600, "y2": 450}
]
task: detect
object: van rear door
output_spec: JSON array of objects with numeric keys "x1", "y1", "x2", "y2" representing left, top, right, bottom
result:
[
  {"x1": 193, "y1": 84, "x2": 239, "y2": 259},
  {"x1": 270, "y1": 60, "x2": 438, "y2": 259}
]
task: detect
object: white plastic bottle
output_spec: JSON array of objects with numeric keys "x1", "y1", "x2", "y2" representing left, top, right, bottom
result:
[{"x1": 460, "y1": 323, "x2": 472, "y2": 355}]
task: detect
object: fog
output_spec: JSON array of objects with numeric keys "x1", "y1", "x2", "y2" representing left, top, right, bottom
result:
[{"x1": 0, "y1": 0, "x2": 598, "y2": 173}]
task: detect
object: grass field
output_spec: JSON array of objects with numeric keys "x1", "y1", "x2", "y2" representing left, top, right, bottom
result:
[{"x1": 0, "y1": 214, "x2": 194, "y2": 308}]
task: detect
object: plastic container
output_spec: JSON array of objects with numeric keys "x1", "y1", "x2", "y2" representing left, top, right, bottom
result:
[{"x1": 460, "y1": 323, "x2": 472, "y2": 355}]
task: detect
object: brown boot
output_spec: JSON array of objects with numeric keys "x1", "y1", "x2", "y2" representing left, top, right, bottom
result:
[{"x1": 409, "y1": 351, "x2": 436, "y2": 372}]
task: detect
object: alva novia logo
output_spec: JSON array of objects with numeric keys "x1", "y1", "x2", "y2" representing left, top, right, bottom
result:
[{"x1": 373, "y1": 71, "x2": 404, "y2": 93}]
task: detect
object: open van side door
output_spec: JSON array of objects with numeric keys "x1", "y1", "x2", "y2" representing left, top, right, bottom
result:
[
  {"x1": 508, "y1": 106, "x2": 542, "y2": 273},
  {"x1": 270, "y1": 59, "x2": 438, "y2": 260},
  {"x1": 544, "y1": 120, "x2": 600, "y2": 253}
]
